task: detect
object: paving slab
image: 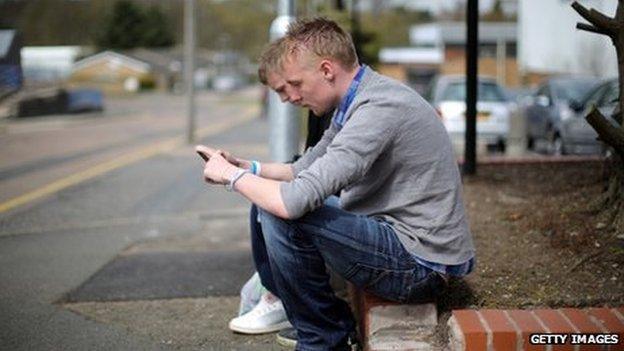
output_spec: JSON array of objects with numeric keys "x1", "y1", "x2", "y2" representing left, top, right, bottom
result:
[{"x1": 64, "y1": 297, "x2": 287, "y2": 351}]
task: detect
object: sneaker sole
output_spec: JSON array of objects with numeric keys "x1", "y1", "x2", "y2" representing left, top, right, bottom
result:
[
  {"x1": 275, "y1": 333, "x2": 297, "y2": 348},
  {"x1": 228, "y1": 320, "x2": 292, "y2": 335}
]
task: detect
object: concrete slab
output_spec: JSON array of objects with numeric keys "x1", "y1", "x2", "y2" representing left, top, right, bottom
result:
[
  {"x1": 63, "y1": 297, "x2": 287, "y2": 350},
  {"x1": 62, "y1": 250, "x2": 254, "y2": 303}
]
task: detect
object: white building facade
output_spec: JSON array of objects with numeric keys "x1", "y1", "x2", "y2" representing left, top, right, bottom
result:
[{"x1": 518, "y1": 0, "x2": 617, "y2": 79}]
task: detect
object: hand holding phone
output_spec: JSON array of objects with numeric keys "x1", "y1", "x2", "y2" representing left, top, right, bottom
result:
[{"x1": 195, "y1": 145, "x2": 219, "y2": 162}]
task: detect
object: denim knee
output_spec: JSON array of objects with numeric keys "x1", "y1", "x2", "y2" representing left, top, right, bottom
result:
[
  {"x1": 256, "y1": 208, "x2": 291, "y2": 244},
  {"x1": 256, "y1": 207, "x2": 281, "y2": 228}
]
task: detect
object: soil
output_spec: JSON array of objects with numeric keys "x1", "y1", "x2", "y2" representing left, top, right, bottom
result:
[{"x1": 432, "y1": 160, "x2": 624, "y2": 345}]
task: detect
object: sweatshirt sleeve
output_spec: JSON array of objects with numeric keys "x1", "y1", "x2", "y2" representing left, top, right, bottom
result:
[
  {"x1": 291, "y1": 122, "x2": 338, "y2": 176},
  {"x1": 280, "y1": 103, "x2": 397, "y2": 218}
]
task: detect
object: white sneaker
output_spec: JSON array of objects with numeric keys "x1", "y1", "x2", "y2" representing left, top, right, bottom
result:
[{"x1": 229, "y1": 293, "x2": 292, "y2": 334}]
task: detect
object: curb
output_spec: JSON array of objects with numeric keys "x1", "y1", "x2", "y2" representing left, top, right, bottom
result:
[
  {"x1": 448, "y1": 308, "x2": 624, "y2": 351},
  {"x1": 350, "y1": 286, "x2": 439, "y2": 351},
  {"x1": 352, "y1": 286, "x2": 624, "y2": 351}
]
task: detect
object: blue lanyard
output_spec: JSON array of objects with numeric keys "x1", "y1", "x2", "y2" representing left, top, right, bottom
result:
[{"x1": 333, "y1": 65, "x2": 366, "y2": 129}]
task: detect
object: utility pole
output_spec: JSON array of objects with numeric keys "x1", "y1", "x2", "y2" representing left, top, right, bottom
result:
[
  {"x1": 464, "y1": 0, "x2": 478, "y2": 175},
  {"x1": 185, "y1": 0, "x2": 196, "y2": 143},
  {"x1": 268, "y1": 0, "x2": 299, "y2": 162}
]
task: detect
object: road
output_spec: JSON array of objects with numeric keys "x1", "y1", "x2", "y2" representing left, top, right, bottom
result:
[{"x1": 0, "y1": 87, "x2": 286, "y2": 350}]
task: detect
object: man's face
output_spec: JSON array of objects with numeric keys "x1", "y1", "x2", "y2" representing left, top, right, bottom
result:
[{"x1": 274, "y1": 52, "x2": 337, "y2": 116}]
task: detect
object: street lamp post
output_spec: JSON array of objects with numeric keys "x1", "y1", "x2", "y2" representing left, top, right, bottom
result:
[
  {"x1": 185, "y1": 0, "x2": 196, "y2": 143},
  {"x1": 268, "y1": 0, "x2": 300, "y2": 162},
  {"x1": 464, "y1": 0, "x2": 478, "y2": 175}
]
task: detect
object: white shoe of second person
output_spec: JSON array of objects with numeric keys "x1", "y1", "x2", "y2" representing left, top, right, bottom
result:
[{"x1": 228, "y1": 293, "x2": 291, "y2": 334}]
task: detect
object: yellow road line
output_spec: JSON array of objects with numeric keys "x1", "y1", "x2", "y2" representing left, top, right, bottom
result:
[{"x1": 0, "y1": 105, "x2": 259, "y2": 214}]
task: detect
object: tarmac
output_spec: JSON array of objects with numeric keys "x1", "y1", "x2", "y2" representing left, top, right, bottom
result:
[{"x1": 0, "y1": 93, "x2": 292, "y2": 350}]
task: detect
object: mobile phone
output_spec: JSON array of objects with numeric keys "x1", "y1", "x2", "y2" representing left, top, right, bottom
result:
[{"x1": 196, "y1": 150, "x2": 210, "y2": 162}]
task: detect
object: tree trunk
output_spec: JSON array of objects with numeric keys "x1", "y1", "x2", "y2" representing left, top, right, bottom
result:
[{"x1": 572, "y1": 1, "x2": 624, "y2": 228}]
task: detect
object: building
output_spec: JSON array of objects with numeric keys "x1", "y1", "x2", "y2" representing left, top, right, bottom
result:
[
  {"x1": 69, "y1": 49, "x2": 214, "y2": 94},
  {"x1": 0, "y1": 30, "x2": 23, "y2": 98},
  {"x1": 377, "y1": 47, "x2": 443, "y2": 94},
  {"x1": 518, "y1": 0, "x2": 617, "y2": 85},
  {"x1": 21, "y1": 46, "x2": 86, "y2": 83},
  {"x1": 70, "y1": 50, "x2": 156, "y2": 93},
  {"x1": 358, "y1": 0, "x2": 518, "y2": 16},
  {"x1": 379, "y1": 21, "x2": 519, "y2": 89}
]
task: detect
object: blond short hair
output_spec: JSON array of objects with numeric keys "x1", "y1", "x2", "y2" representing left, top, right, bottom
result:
[
  {"x1": 258, "y1": 17, "x2": 358, "y2": 85},
  {"x1": 258, "y1": 37, "x2": 289, "y2": 85}
]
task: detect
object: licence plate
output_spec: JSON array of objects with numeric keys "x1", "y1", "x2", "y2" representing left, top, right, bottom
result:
[
  {"x1": 477, "y1": 111, "x2": 491, "y2": 121},
  {"x1": 463, "y1": 111, "x2": 491, "y2": 121},
  {"x1": 464, "y1": 111, "x2": 491, "y2": 121}
]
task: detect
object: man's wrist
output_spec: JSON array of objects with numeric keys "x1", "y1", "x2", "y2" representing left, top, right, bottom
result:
[{"x1": 226, "y1": 168, "x2": 250, "y2": 192}]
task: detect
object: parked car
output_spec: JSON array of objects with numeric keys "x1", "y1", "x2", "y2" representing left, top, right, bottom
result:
[
  {"x1": 523, "y1": 76, "x2": 601, "y2": 154},
  {"x1": 212, "y1": 73, "x2": 246, "y2": 92},
  {"x1": 16, "y1": 88, "x2": 104, "y2": 118},
  {"x1": 67, "y1": 89, "x2": 104, "y2": 113},
  {"x1": 555, "y1": 78, "x2": 619, "y2": 155},
  {"x1": 425, "y1": 75, "x2": 514, "y2": 150}
]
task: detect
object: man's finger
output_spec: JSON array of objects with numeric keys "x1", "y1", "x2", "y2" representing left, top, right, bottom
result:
[{"x1": 195, "y1": 145, "x2": 218, "y2": 157}]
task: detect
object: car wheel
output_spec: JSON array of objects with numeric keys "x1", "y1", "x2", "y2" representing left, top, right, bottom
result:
[
  {"x1": 497, "y1": 140, "x2": 506, "y2": 153},
  {"x1": 527, "y1": 135, "x2": 534, "y2": 150}
]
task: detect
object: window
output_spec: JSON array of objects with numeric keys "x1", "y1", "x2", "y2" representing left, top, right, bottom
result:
[{"x1": 441, "y1": 81, "x2": 507, "y2": 102}]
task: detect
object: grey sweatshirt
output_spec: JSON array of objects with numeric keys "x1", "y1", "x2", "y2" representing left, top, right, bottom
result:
[{"x1": 280, "y1": 67, "x2": 475, "y2": 265}]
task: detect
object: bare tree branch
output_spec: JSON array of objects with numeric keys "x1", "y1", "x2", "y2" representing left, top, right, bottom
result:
[
  {"x1": 571, "y1": 1, "x2": 617, "y2": 34},
  {"x1": 586, "y1": 107, "x2": 624, "y2": 155},
  {"x1": 576, "y1": 23, "x2": 613, "y2": 37}
]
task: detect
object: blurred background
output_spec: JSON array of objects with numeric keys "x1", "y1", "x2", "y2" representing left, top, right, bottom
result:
[
  {"x1": 0, "y1": 2, "x2": 621, "y2": 349},
  {"x1": 0, "y1": 0, "x2": 618, "y2": 155}
]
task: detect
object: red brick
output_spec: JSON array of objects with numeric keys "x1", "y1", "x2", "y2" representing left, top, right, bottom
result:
[
  {"x1": 559, "y1": 308, "x2": 602, "y2": 351},
  {"x1": 479, "y1": 309, "x2": 517, "y2": 351},
  {"x1": 506, "y1": 309, "x2": 547, "y2": 351},
  {"x1": 585, "y1": 308, "x2": 624, "y2": 350},
  {"x1": 585, "y1": 308, "x2": 624, "y2": 333},
  {"x1": 453, "y1": 310, "x2": 488, "y2": 351},
  {"x1": 533, "y1": 309, "x2": 576, "y2": 351},
  {"x1": 614, "y1": 308, "x2": 624, "y2": 322}
]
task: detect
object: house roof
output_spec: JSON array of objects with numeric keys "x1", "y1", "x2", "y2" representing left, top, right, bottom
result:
[
  {"x1": 410, "y1": 21, "x2": 517, "y2": 46},
  {"x1": 0, "y1": 30, "x2": 17, "y2": 58},
  {"x1": 73, "y1": 48, "x2": 217, "y2": 75},
  {"x1": 126, "y1": 48, "x2": 214, "y2": 72},
  {"x1": 72, "y1": 50, "x2": 151, "y2": 73}
]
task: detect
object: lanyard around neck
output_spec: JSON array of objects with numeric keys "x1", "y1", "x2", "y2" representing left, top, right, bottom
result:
[{"x1": 333, "y1": 65, "x2": 366, "y2": 129}]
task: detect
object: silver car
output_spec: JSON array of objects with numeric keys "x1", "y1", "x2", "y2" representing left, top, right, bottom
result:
[
  {"x1": 558, "y1": 78, "x2": 619, "y2": 155},
  {"x1": 426, "y1": 75, "x2": 513, "y2": 151},
  {"x1": 524, "y1": 76, "x2": 601, "y2": 154}
]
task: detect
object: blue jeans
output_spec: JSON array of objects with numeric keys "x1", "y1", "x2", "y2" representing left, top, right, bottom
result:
[{"x1": 249, "y1": 198, "x2": 445, "y2": 350}]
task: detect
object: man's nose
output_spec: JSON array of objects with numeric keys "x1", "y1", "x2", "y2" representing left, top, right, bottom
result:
[
  {"x1": 281, "y1": 94, "x2": 301, "y2": 105},
  {"x1": 289, "y1": 93, "x2": 302, "y2": 105}
]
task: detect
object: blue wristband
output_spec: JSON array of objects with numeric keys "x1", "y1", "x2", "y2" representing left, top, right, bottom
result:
[{"x1": 251, "y1": 160, "x2": 261, "y2": 176}]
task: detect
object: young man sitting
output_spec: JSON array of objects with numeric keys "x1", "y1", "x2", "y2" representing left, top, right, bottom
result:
[{"x1": 198, "y1": 17, "x2": 475, "y2": 351}]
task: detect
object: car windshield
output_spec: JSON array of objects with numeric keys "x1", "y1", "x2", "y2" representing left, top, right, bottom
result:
[
  {"x1": 552, "y1": 79, "x2": 598, "y2": 103},
  {"x1": 440, "y1": 81, "x2": 507, "y2": 102},
  {"x1": 601, "y1": 81, "x2": 619, "y2": 106}
]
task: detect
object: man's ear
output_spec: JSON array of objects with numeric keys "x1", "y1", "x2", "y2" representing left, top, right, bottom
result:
[{"x1": 318, "y1": 59, "x2": 335, "y2": 81}]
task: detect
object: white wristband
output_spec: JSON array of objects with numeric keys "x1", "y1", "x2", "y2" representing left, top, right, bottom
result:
[{"x1": 226, "y1": 169, "x2": 250, "y2": 192}]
